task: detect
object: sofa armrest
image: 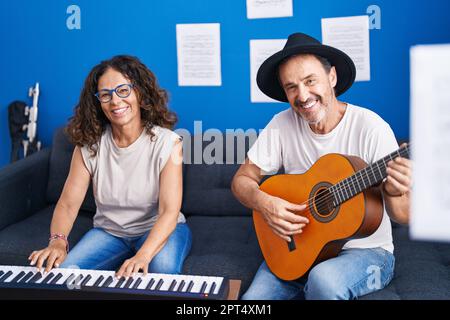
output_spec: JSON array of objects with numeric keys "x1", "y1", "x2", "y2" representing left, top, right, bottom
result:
[{"x1": 0, "y1": 148, "x2": 51, "y2": 230}]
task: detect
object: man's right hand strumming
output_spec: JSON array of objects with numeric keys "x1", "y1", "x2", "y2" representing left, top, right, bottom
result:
[{"x1": 259, "y1": 194, "x2": 309, "y2": 242}]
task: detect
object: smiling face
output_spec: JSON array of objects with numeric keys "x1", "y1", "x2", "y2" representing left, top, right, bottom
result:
[
  {"x1": 97, "y1": 68, "x2": 141, "y2": 129},
  {"x1": 278, "y1": 54, "x2": 337, "y2": 125}
]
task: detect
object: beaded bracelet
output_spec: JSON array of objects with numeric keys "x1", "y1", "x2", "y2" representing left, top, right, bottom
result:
[{"x1": 49, "y1": 233, "x2": 69, "y2": 253}]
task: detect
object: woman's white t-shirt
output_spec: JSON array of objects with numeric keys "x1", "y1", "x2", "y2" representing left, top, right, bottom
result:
[{"x1": 80, "y1": 125, "x2": 185, "y2": 238}]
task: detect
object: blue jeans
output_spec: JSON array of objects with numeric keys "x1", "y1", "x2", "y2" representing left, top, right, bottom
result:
[
  {"x1": 60, "y1": 223, "x2": 192, "y2": 274},
  {"x1": 242, "y1": 247, "x2": 395, "y2": 300}
]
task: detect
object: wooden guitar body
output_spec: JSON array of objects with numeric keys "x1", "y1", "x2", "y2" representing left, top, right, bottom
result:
[{"x1": 253, "y1": 153, "x2": 383, "y2": 280}]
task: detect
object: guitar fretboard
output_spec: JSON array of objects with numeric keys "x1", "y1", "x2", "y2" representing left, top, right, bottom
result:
[{"x1": 329, "y1": 144, "x2": 410, "y2": 206}]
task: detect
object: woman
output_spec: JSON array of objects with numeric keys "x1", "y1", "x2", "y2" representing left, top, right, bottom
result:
[{"x1": 28, "y1": 55, "x2": 191, "y2": 280}]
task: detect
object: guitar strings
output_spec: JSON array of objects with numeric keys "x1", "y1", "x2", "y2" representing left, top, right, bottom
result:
[
  {"x1": 294, "y1": 145, "x2": 410, "y2": 213},
  {"x1": 307, "y1": 146, "x2": 410, "y2": 210},
  {"x1": 299, "y1": 145, "x2": 410, "y2": 211}
]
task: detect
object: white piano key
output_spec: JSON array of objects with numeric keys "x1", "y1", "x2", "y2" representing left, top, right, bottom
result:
[
  {"x1": 2, "y1": 266, "x2": 26, "y2": 283},
  {"x1": 33, "y1": 271, "x2": 49, "y2": 284},
  {"x1": 188, "y1": 276, "x2": 204, "y2": 293},
  {"x1": 173, "y1": 277, "x2": 186, "y2": 292},
  {"x1": 81, "y1": 270, "x2": 112, "y2": 287},
  {"x1": 25, "y1": 270, "x2": 45, "y2": 283},
  {"x1": 2, "y1": 269, "x2": 22, "y2": 283},
  {"x1": 81, "y1": 273, "x2": 102, "y2": 287},
  {"x1": 54, "y1": 269, "x2": 78, "y2": 286},
  {"x1": 206, "y1": 277, "x2": 220, "y2": 295},
  {"x1": 137, "y1": 274, "x2": 152, "y2": 290},
  {"x1": 106, "y1": 276, "x2": 120, "y2": 288},
  {"x1": 156, "y1": 274, "x2": 174, "y2": 291},
  {"x1": 179, "y1": 275, "x2": 194, "y2": 293},
  {"x1": 213, "y1": 277, "x2": 223, "y2": 294},
  {"x1": 202, "y1": 276, "x2": 214, "y2": 294},
  {"x1": 145, "y1": 273, "x2": 164, "y2": 290}
]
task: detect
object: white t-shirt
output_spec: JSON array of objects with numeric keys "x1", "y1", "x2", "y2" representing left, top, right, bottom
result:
[
  {"x1": 80, "y1": 125, "x2": 185, "y2": 238},
  {"x1": 247, "y1": 104, "x2": 399, "y2": 253}
]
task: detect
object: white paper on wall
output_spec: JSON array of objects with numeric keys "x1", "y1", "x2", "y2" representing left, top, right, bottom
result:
[
  {"x1": 246, "y1": 0, "x2": 293, "y2": 19},
  {"x1": 176, "y1": 23, "x2": 222, "y2": 86},
  {"x1": 250, "y1": 39, "x2": 287, "y2": 103},
  {"x1": 321, "y1": 15, "x2": 371, "y2": 82}
]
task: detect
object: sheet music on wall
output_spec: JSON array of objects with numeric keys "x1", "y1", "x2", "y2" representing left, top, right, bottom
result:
[
  {"x1": 176, "y1": 23, "x2": 222, "y2": 86},
  {"x1": 410, "y1": 44, "x2": 450, "y2": 242},
  {"x1": 246, "y1": 0, "x2": 293, "y2": 19},
  {"x1": 321, "y1": 15, "x2": 371, "y2": 82},
  {"x1": 250, "y1": 39, "x2": 287, "y2": 103}
]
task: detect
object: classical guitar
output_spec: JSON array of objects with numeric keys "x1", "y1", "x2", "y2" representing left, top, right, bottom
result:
[{"x1": 253, "y1": 144, "x2": 410, "y2": 280}]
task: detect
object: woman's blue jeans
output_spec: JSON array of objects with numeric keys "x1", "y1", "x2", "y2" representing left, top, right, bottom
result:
[{"x1": 60, "y1": 223, "x2": 192, "y2": 274}]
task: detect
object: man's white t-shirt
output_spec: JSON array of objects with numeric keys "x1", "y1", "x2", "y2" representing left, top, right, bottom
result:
[{"x1": 247, "y1": 104, "x2": 399, "y2": 253}]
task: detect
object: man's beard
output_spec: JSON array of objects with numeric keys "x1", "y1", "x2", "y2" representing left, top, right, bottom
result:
[{"x1": 293, "y1": 97, "x2": 328, "y2": 124}]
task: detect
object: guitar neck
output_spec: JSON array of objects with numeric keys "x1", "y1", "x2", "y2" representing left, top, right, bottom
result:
[{"x1": 330, "y1": 144, "x2": 410, "y2": 206}]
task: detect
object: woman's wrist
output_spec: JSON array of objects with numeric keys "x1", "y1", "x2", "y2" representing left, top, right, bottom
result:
[
  {"x1": 49, "y1": 233, "x2": 69, "y2": 252},
  {"x1": 136, "y1": 247, "x2": 154, "y2": 261}
]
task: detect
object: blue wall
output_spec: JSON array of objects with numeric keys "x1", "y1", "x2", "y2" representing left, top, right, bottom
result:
[{"x1": 1, "y1": 0, "x2": 450, "y2": 167}]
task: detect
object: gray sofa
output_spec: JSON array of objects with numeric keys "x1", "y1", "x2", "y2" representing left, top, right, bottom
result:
[{"x1": 0, "y1": 127, "x2": 449, "y2": 299}]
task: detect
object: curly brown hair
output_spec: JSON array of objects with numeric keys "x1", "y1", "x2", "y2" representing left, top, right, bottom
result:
[{"x1": 66, "y1": 55, "x2": 177, "y2": 156}]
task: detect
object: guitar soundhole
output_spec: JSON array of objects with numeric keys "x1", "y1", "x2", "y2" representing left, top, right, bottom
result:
[
  {"x1": 314, "y1": 188, "x2": 334, "y2": 217},
  {"x1": 309, "y1": 182, "x2": 340, "y2": 223}
]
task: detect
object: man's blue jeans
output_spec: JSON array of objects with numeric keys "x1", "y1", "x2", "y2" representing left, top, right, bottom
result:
[
  {"x1": 60, "y1": 223, "x2": 192, "y2": 274},
  {"x1": 242, "y1": 247, "x2": 395, "y2": 300}
]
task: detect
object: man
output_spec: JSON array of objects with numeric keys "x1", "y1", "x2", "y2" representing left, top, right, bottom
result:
[{"x1": 231, "y1": 33, "x2": 412, "y2": 300}]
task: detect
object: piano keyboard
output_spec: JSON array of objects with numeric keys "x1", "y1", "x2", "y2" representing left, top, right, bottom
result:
[{"x1": 0, "y1": 265, "x2": 229, "y2": 300}]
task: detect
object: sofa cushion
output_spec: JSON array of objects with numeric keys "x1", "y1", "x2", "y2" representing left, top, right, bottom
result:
[
  {"x1": 46, "y1": 127, "x2": 96, "y2": 214},
  {"x1": 388, "y1": 227, "x2": 450, "y2": 299},
  {"x1": 182, "y1": 163, "x2": 251, "y2": 217},
  {"x1": 181, "y1": 133, "x2": 254, "y2": 217},
  {"x1": 183, "y1": 216, "x2": 263, "y2": 293},
  {"x1": 0, "y1": 205, "x2": 93, "y2": 266},
  {"x1": 360, "y1": 226, "x2": 450, "y2": 300}
]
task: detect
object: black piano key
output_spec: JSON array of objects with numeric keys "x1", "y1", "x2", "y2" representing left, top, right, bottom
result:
[
  {"x1": 155, "y1": 279, "x2": 164, "y2": 291},
  {"x1": 177, "y1": 280, "x2": 185, "y2": 292},
  {"x1": 11, "y1": 271, "x2": 26, "y2": 283},
  {"x1": 73, "y1": 274, "x2": 84, "y2": 286},
  {"x1": 102, "y1": 276, "x2": 113, "y2": 287},
  {"x1": 124, "y1": 277, "x2": 134, "y2": 289},
  {"x1": 28, "y1": 272, "x2": 43, "y2": 283},
  {"x1": 168, "y1": 279, "x2": 177, "y2": 291},
  {"x1": 65, "y1": 273, "x2": 76, "y2": 286},
  {"x1": 145, "y1": 278, "x2": 155, "y2": 290},
  {"x1": 0, "y1": 271, "x2": 13, "y2": 282},
  {"x1": 186, "y1": 280, "x2": 194, "y2": 293},
  {"x1": 20, "y1": 271, "x2": 35, "y2": 283},
  {"x1": 80, "y1": 274, "x2": 92, "y2": 286},
  {"x1": 200, "y1": 281, "x2": 207, "y2": 294},
  {"x1": 41, "y1": 272, "x2": 55, "y2": 284},
  {"x1": 209, "y1": 282, "x2": 216, "y2": 295},
  {"x1": 49, "y1": 273, "x2": 63, "y2": 284},
  {"x1": 132, "y1": 278, "x2": 142, "y2": 289},
  {"x1": 115, "y1": 277, "x2": 126, "y2": 288},
  {"x1": 93, "y1": 275, "x2": 104, "y2": 287}
]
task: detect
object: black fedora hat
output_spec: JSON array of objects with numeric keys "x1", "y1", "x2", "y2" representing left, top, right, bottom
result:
[{"x1": 256, "y1": 32, "x2": 356, "y2": 102}]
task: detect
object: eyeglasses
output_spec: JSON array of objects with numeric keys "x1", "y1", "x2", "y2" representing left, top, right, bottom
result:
[{"x1": 94, "y1": 83, "x2": 134, "y2": 103}]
